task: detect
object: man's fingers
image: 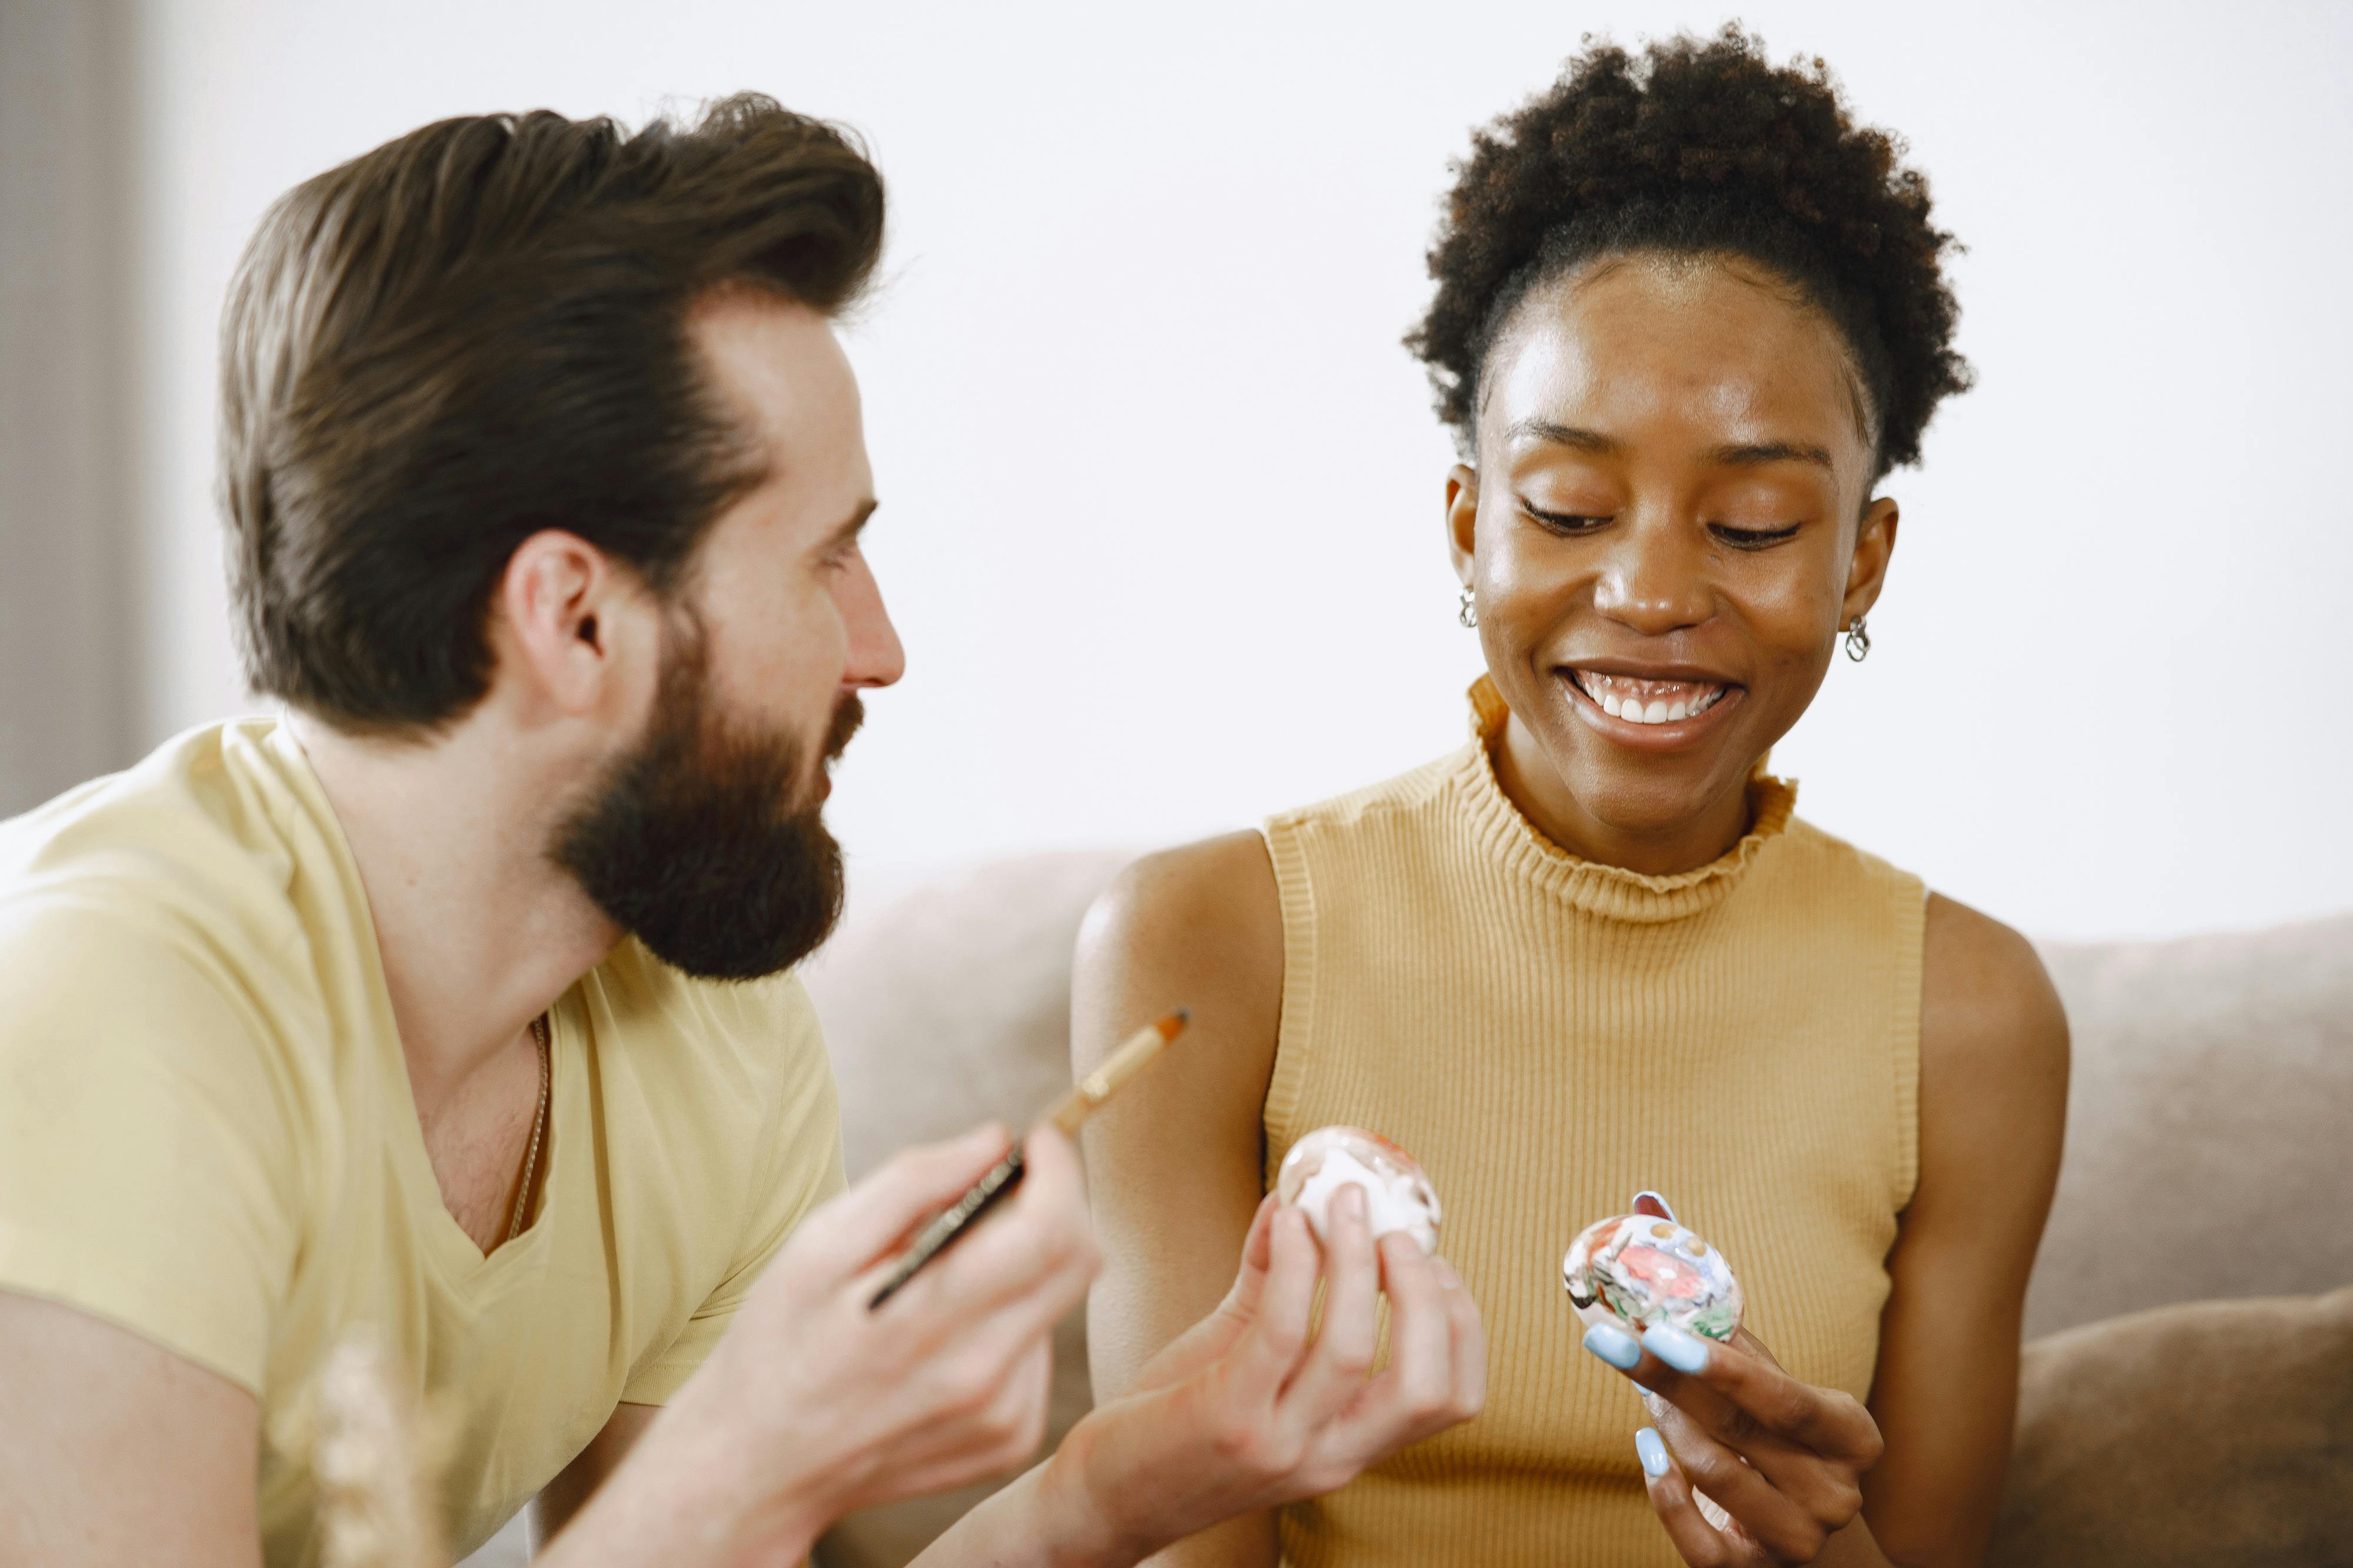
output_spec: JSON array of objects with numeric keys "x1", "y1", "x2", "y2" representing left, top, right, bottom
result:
[
  {"x1": 801, "y1": 1123, "x2": 1014, "y2": 1280},
  {"x1": 1277, "y1": 1187, "x2": 1381, "y2": 1420},
  {"x1": 866, "y1": 1127, "x2": 1098, "y2": 1325},
  {"x1": 1241, "y1": 1195, "x2": 1279, "y2": 1276},
  {"x1": 882, "y1": 1340, "x2": 1056, "y2": 1502},
  {"x1": 1438, "y1": 1256, "x2": 1487, "y2": 1420},
  {"x1": 1234, "y1": 1204, "x2": 1320, "y2": 1385},
  {"x1": 1337, "y1": 1237, "x2": 1453, "y2": 1440}
]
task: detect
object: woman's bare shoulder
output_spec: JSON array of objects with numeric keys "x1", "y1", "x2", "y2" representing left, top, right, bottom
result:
[
  {"x1": 1920, "y1": 893, "x2": 2069, "y2": 1082},
  {"x1": 1072, "y1": 832, "x2": 1284, "y2": 1073},
  {"x1": 1915, "y1": 893, "x2": 2069, "y2": 1217}
]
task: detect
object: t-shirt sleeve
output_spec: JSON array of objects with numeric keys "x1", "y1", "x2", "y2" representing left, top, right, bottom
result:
[
  {"x1": 0, "y1": 899, "x2": 302, "y2": 1394},
  {"x1": 620, "y1": 975, "x2": 845, "y2": 1404}
]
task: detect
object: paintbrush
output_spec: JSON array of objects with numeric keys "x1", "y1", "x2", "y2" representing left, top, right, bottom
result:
[{"x1": 868, "y1": 1008, "x2": 1189, "y2": 1310}]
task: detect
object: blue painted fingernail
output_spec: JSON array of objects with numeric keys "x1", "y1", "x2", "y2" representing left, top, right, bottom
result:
[
  {"x1": 1642, "y1": 1323, "x2": 1709, "y2": 1375},
  {"x1": 1582, "y1": 1323, "x2": 1642, "y2": 1370},
  {"x1": 1636, "y1": 1426, "x2": 1671, "y2": 1477}
]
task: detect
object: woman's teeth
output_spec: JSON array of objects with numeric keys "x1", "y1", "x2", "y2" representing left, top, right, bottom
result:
[{"x1": 1573, "y1": 670, "x2": 1729, "y2": 725}]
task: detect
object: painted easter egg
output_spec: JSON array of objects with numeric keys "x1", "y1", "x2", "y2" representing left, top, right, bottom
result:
[
  {"x1": 1275, "y1": 1126, "x2": 1442, "y2": 1255},
  {"x1": 1562, "y1": 1213, "x2": 1744, "y2": 1342}
]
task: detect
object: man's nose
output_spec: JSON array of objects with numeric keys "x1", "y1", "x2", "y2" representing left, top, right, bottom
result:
[
  {"x1": 1589, "y1": 512, "x2": 1714, "y2": 636},
  {"x1": 838, "y1": 552, "x2": 906, "y2": 690}
]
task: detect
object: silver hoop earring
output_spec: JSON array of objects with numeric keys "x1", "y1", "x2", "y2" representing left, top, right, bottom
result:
[
  {"x1": 1458, "y1": 587, "x2": 1478, "y2": 629},
  {"x1": 1843, "y1": 613, "x2": 1871, "y2": 662}
]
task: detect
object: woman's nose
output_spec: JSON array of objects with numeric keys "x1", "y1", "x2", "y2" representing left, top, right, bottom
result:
[{"x1": 1589, "y1": 513, "x2": 1713, "y2": 636}]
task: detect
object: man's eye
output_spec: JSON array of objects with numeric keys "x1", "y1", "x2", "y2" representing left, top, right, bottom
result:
[
  {"x1": 1708, "y1": 522, "x2": 1804, "y2": 549},
  {"x1": 1518, "y1": 501, "x2": 1611, "y2": 535}
]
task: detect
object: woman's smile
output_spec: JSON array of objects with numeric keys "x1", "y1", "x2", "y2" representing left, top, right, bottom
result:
[{"x1": 1561, "y1": 665, "x2": 1742, "y2": 745}]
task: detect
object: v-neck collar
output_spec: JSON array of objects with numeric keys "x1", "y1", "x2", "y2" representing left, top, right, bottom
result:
[{"x1": 263, "y1": 720, "x2": 563, "y2": 1296}]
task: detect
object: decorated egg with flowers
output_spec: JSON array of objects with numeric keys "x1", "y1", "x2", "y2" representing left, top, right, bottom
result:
[
  {"x1": 1562, "y1": 1213, "x2": 1744, "y2": 1342},
  {"x1": 1275, "y1": 1125, "x2": 1442, "y2": 1255}
]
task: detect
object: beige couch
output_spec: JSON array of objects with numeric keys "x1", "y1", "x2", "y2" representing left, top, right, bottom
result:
[{"x1": 804, "y1": 853, "x2": 2353, "y2": 1568}]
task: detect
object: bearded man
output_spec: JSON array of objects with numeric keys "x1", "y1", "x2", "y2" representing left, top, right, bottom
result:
[{"x1": 0, "y1": 98, "x2": 1484, "y2": 1566}]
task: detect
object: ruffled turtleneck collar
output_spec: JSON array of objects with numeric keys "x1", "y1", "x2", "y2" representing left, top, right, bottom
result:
[{"x1": 1455, "y1": 676, "x2": 1796, "y2": 925}]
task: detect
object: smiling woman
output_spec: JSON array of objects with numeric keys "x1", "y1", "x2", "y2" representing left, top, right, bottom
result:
[{"x1": 1074, "y1": 26, "x2": 2067, "y2": 1568}]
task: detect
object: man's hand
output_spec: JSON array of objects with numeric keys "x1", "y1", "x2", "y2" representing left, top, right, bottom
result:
[
  {"x1": 1039, "y1": 1186, "x2": 1487, "y2": 1559},
  {"x1": 544, "y1": 1122, "x2": 1098, "y2": 1566}
]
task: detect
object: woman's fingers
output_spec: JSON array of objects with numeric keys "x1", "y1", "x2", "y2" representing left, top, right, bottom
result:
[
  {"x1": 1644, "y1": 1394, "x2": 1838, "y2": 1564},
  {"x1": 1637, "y1": 1426, "x2": 1758, "y2": 1567},
  {"x1": 1621, "y1": 1325, "x2": 1881, "y2": 1465}
]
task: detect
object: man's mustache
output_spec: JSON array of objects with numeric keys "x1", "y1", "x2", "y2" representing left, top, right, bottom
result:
[{"x1": 825, "y1": 693, "x2": 865, "y2": 763}]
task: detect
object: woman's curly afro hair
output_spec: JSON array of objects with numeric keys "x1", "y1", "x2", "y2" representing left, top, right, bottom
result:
[{"x1": 1408, "y1": 26, "x2": 1971, "y2": 477}]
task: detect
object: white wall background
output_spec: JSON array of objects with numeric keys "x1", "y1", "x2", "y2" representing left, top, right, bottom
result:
[{"x1": 124, "y1": 0, "x2": 2353, "y2": 940}]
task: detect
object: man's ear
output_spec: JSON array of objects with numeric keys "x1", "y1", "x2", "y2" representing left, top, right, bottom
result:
[
  {"x1": 1445, "y1": 463, "x2": 1481, "y2": 590},
  {"x1": 492, "y1": 531, "x2": 656, "y2": 719},
  {"x1": 1841, "y1": 496, "x2": 1901, "y2": 627}
]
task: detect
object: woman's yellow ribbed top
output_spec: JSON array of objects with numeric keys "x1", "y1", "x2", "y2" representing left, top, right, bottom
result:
[{"x1": 1259, "y1": 679, "x2": 1924, "y2": 1566}]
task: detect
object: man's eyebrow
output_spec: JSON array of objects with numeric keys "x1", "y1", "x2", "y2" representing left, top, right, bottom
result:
[
  {"x1": 1503, "y1": 418, "x2": 1620, "y2": 455},
  {"x1": 819, "y1": 498, "x2": 880, "y2": 551},
  {"x1": 1704, "y1": 441, "x2": 1835, "y2": 470}
]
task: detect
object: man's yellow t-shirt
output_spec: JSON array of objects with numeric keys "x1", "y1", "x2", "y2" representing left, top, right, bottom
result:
[{"x1": 0, "y1": 718, "x2": 846, "y2": 1563}]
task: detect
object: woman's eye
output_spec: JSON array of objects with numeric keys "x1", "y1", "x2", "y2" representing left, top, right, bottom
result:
[
  {"x1": 1518, "y1": 500, "x2": 1611, "y2": 535},
  {"x1": 1708, "y1": 521, "x2": 1804, "y2": 549}
]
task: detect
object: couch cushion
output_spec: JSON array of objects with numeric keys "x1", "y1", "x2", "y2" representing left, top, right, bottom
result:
[
  {"x1": 2027, "y1": 913, "x2": 2353, "y2": 1337},
  {"x1": 1991, "y1": 1287, "x2": 2353, "y2": 1566},
  {"x1": 802, "y1": 852, "x2": 1131, "y2": 1568}
]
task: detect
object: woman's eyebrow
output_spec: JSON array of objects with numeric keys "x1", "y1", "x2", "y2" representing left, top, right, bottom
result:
[
  {"x1": 1504, "y1": 418, "x2": 1618, "y2": 453},
  {"x1": 1705, "y1": 441, "x2": 1834, "y2": 469}
]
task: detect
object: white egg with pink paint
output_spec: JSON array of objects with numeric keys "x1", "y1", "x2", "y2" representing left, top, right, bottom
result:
[{"x1": 1274, "y1": 1126, "x2": 1442, "y2": 1255}]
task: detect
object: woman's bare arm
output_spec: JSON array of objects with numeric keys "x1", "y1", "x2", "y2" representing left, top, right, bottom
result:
[
  {"x1": 1858, "y1": 893, "x2": 2069, "y2": 1566},
  {"x1": 1072, "y1": 832, "x2": 1287, "y2": 1567}
]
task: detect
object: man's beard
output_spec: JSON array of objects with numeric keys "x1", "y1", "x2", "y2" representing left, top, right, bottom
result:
[{"x1": 550, "y1": 620, "x2": 862, "y2": 982}]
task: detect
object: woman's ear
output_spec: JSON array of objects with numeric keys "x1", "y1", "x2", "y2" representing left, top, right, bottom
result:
[
  {"x1": 1445, "y1": 463, "x2": 1481, "y2": 588},
  {"x1": 1841, "y1": 496, "x2": 1901, "y2": 626}
]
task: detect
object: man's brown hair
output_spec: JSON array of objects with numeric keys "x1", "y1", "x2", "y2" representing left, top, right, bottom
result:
[{"x1": 218, "y1": 95, "x2": 884, "y2": 731}]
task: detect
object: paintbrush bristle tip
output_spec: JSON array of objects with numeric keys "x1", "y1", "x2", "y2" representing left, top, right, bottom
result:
[{"x1": 1161, "y1": 1008, "x2": 1189, "y2": 1038}]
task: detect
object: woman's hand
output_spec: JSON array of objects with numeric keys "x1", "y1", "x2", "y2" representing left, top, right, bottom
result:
[
  {"x1": 1581, "y1": 1196, "x2": 1884, "y2": 1566},
  {"x1": 1049, "y1": 1185, "x2": 1486, "y2": 1559}
]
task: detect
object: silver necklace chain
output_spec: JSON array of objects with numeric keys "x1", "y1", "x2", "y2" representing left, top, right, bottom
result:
[{"x1": 503, "y1": 1014, "x2": 551, "y2": 1246}]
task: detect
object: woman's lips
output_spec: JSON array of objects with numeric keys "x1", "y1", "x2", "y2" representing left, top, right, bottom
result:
[{"x1": 1559, "y1": 667, "x2": 1743, "y2": 746}]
